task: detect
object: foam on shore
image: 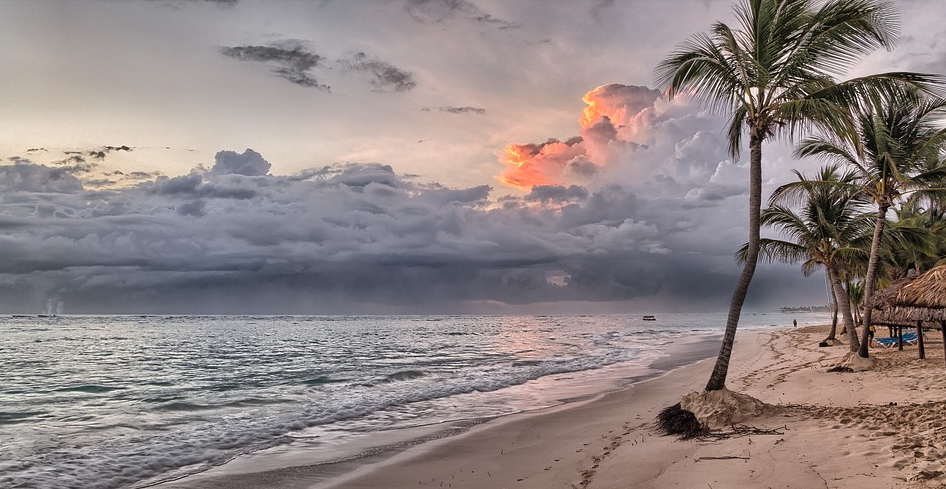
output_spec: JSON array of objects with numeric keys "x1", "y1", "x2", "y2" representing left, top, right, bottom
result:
[{"x1": 153, "y1": 333, "x2": 726, "y2": 489}]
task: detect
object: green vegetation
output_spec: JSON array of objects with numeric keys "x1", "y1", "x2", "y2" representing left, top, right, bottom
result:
[{"x1": 657, "y1": 0, "x2": 946, "y2": 390}]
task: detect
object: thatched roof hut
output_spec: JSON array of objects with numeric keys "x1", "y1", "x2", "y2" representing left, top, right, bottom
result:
[
  {"x1": 866, "y1": 266, "x2": 946, "y2": 325},
  {"x1": 866, "y1": 265, "x2": 946, "y2": 362}
]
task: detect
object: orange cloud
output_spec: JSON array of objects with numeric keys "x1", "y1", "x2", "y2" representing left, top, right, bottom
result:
[
  {"x1": 498, "y1": 84, "x2": 660, "y2": 190},
  {"x1": 498, "y1": 138, "x2": 585, "y2": 190}
]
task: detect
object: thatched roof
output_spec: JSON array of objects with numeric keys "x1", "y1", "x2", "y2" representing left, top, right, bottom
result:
[
  {"x1": 867, "y1": 265, "x2": 946, "y2": 325},
  {"x1": 898, "y1": 266, "x2": 946, "y2": 308}
]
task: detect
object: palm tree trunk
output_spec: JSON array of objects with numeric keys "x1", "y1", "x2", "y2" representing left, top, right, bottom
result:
[
  {"x1": 857, "y1": 203, "x2": 889, "y2": 358},
  {"x1": 826, "y1": 280, "x2": 839, "y2": 342},
  {"x1": 828, "y1": 265, "x2": 859, "y2": 351},
  {"x1": 705, "y1": 133, "x2": 762, "y2": 391}
]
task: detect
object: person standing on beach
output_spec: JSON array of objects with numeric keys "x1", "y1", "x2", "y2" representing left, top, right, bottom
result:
[{"x1": 793, "y1": 319, "x2": 797, "y2": 328}]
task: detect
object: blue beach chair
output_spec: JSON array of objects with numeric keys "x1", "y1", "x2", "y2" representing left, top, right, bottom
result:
[
  {"x1": 873, "y1": 331, "x2": 921, "y2": 349},
  {"x1": 901, "y1": 331, "x2": 919, "y2": 345}
]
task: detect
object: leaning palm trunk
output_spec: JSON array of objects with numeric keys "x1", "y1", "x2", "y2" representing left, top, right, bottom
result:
[
  {"x1": 828, "y1": 265, "x2": 860, "y2": 351},
  {"x1": 705, "y1": 134, "x2": 762, "y2": 391},
  {"x1": 857, "y1": 204, "x2": 889, "y2": 358},
  {"x1": 826, "y1": 281, "x2": 839, "y2": 342}
]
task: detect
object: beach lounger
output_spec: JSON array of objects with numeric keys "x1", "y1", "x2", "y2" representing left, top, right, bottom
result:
[
  {"x1": 902, "y1": 331, "x2": 919, "y2": 345},
  {"x1": 873, "y1": 332, "x2": 921, "y2": 348},
  {"x1": 874, "y1": 336, "x2": 900, "y2": 348}
]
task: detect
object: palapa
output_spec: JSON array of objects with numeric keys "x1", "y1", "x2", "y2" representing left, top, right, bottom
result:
[{"x1": 866, "y1": 265, "x2": 946, "y2": 363}]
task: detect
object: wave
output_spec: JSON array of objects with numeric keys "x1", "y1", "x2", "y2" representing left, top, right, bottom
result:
[
  {"x1": 0, "y1": 411, "x2": 46, "y2": 425},
  {"x1": 301, "y1": 376, "x2": 346, "y2": 385},
  {"x1": 380, "y1": 370, "x2": 427, "y2": 383},
  {"x1": 53, "y1": 385, "x2": 125, "y2": 393}
]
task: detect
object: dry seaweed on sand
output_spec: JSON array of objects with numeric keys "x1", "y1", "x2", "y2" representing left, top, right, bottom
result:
[
  {"x1": 656, "y1": 403, "x2": 786, "y2": 441},
  {"x1": 655, "y1": 403, "x2": 709, "y2": 439}
]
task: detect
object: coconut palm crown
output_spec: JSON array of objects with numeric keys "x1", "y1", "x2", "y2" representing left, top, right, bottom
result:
[
  {"x1": 655, "y1": 0, "x2": 943, "y2": 391},
  {"x1": 796, "y1": 92, "x2": 946, "y2": 357},
  {"x1": 744, "y1": 165, "x2": 873, "y2": 349}
]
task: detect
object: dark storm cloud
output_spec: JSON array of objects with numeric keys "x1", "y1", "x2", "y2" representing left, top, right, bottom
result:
[
  {"x1": 0, "y1": 124, "x2": 826, "y2": 314},
  {"x1": 525, "y1": 184, "x2": 588, "y2": 203},
  {"x1": 219, "y1": 42, "x2": 416, "y2": 93},
  {"x1": 0, "y1": 156, "x2": 684, "y2": 312},
  {"x1": 405, "y1": 0, "x2": 518, "y2": 29},
  {"x1": 0, "y1": 162, "x2": 84, "y2": 193},
  {"x1": 307, "y1": 163, "x2": 400, "y2": 188},
  {"x1": 145, "y1": 173, "x2": 257, "y2": 200},
  {"x1": 422, "y1": 106, "x2": 486, "y2": 115},
  {"x1": 341, "y1": 52, "x2": 417, "y2": 92},
  {"x1": 220, "y1": 40, "x2": 330, "y2": 90}
]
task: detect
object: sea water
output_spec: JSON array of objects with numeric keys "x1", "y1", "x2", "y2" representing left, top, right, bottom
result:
[{"x1": 0, "y1": 312, "x2": 827, "y2": 488}]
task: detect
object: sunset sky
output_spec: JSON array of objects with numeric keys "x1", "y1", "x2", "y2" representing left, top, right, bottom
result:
[{"x1": 2, "y1": 0, "x2": 945, "y2": 314}]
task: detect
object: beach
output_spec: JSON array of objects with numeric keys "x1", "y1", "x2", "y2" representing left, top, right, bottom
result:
[
  {"x1": 13, "y1": 317, "x2": 946, "y2": 488},
  {"x1": 317, "y1": 324, "x2": 946, "y2": 489}
]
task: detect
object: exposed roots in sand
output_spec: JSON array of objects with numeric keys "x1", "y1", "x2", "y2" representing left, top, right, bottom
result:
[
  {"x1": 657, "y1": 389, "x2": 785, "y2": 441},
  {"x1": 655, "y1": 403, "x2": 708, "y2": 439}
]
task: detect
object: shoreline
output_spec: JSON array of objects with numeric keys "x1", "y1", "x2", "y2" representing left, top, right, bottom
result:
[
  {"x1": 302, "y1": 325, "x2": 946, "y2": 488},
  {"x1": 153, "y1": 332, "x2": 725, "y2": 489},
  {"x1": 154, "y1": 323, "x2": 946, "y2": 488}
]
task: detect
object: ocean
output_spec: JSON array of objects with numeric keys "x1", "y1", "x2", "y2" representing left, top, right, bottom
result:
[{"x1": 0, "y1": 312, "x2": 828, "y2": 488}]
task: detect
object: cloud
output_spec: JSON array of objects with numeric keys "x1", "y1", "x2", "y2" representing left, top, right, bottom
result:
[
  {"x1": 405, "y1": 0, "x2": 518, "y2": 29},
  {"x1": 0, "y1": 140, "x2": 826, "y2": 315},
  {"x1": 211, "y1": 148, "x2": 271, "y2": 176},
  {"x1": 498, "y1": 84, "x2": 661, "y2": 189},
  {"x1": 0, "y1": 162, "x2": 84, "y2": 194},
  {"x1": 341, "y1": 52, "x2": 417, "y2": 92},
  {"x1": 220, "y1": 40, "x2": 330, "y2": 90},
  {"x1": 524, "y1": 184, "x2": 588, "y2": 204},
  {"x1": 219, "y1": 41, "x2": 416, "y2": 93},
  {"x1": 422, "y1": 106, "x2": 486, "y2": 115}
]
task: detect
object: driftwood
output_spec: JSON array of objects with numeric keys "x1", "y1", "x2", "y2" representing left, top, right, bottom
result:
[
  {"x1": 696, "y1": 455, "x2": 751, "y2": 461},
  {"x1": 696, "y1": 425, "x2": 787, "y2": 441}
]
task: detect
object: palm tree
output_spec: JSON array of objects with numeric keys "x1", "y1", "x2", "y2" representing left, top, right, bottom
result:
[
  {"x1": 739, "y1": 166, "x2": 872, "y2": 349},
  {"x1": 847, "y1": 279, "x2": 864, "y2": 325},
  {"x1": 888, "y1": 197, "x2": 946, "y2": 273},
  {"x1": 655, "y1": 0, "x2": 938, "y2": 390},
  {"x1": 797, "y1": 93, "x2": 946, "y2": 357}
]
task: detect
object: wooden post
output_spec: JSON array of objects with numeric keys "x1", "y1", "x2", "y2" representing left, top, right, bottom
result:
[
  {"x1": 898, "y1": 325, "x2": 904, "y2": 351},
  {"x1": 917, "y1": 320, "x2": 925, "y2": 360},
  {"x1": 941, "y1": 320, "x2": 946, "y2": 369}
]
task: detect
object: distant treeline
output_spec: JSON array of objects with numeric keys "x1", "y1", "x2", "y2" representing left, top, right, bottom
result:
[{"x1": 780, "y1": 306, "x2": 830, "y2": 313}]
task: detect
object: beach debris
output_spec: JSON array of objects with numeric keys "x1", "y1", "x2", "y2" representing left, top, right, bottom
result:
[
  {"x1": 655, "y1": 403, "x2": 709, "y2": 439},
  {"x1": 827, "y1": 365, "x2": 854, "y2": 373},
  {"x1": 696, "y1": 455, "x2": 750, "y2": 461},
  {"x1": 698, "y1": 425, "x2": 786, "y2": 441}
]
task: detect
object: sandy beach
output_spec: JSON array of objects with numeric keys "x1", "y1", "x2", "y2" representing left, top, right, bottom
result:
[{"x1": 313, "y1": 325, "x2": 946, "y2": 489}]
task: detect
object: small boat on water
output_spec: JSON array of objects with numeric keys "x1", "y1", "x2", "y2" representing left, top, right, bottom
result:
[{"x1": 642, "y1": 315, "x2": 656, "y2": 321}]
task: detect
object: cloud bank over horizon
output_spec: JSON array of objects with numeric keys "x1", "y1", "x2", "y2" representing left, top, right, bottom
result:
[{"x1": 0, "y1": 85, "x2": 827, "y2": 314}]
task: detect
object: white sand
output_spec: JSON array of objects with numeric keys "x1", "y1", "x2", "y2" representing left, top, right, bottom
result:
[{"x1": 324, "y1": 325, "x2": 946, "y2": 489}]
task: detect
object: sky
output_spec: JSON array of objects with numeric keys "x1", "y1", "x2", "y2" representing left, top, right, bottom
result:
[{"x1": 1, "y1": 0, "x2": 945, "y2": 315}]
